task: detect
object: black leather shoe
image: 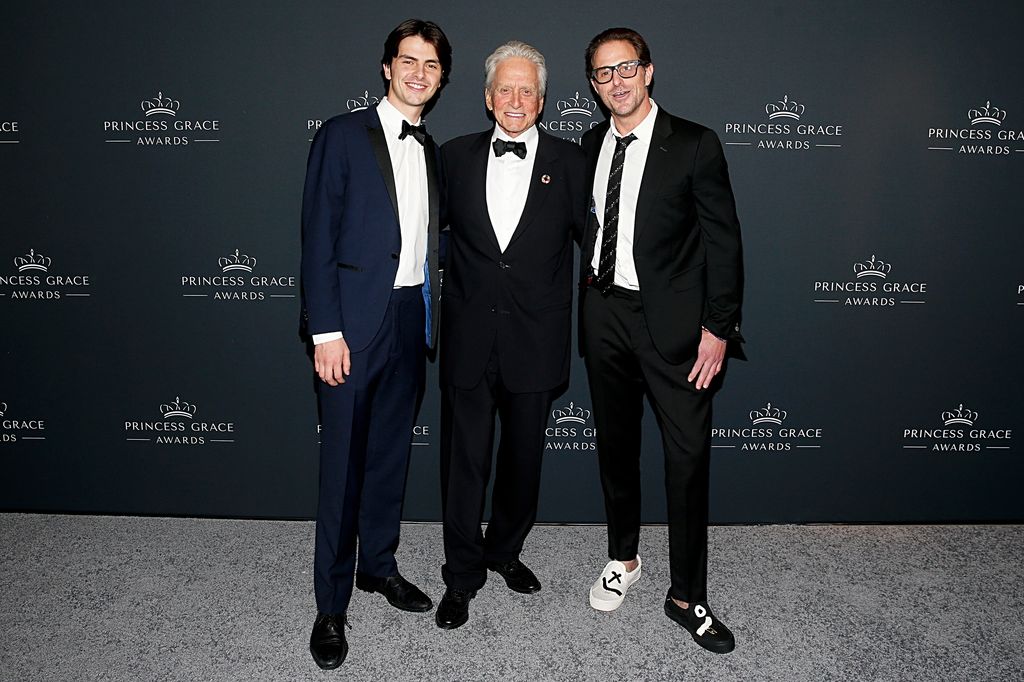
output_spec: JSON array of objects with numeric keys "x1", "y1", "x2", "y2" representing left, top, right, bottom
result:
[
  {"x1": 664, "y1": 596, "x2": 736, "y2": 654},
  {"x1": 435, "y1": 587, "x2": 475, "y2": 630},
  {"x1": 355, "y1": 572, "x2": 432, "y2": 612},
  {"x1": 486, "y1": 558, "x2": 542, "y2": 594},
  {"x1": 309, "y1": 612, "x2": 348, "y2": 670}
]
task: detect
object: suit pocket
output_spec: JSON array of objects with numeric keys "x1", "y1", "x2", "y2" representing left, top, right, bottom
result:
[
  {"x1": 337, "y1": 261, "x2": 363, "y2": 272},
  {"x1": 669, "y1": 264, "x2": 705, "y2": 292}
]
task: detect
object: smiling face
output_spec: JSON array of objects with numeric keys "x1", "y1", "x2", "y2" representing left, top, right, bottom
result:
[
  {"x1": 485, "y1": 57, "x2": 544, "y2": 139},
  {"x1": 382, "y1": 35, "x2": 443, "y2": 121},
  {"x1": 590, "y1": 39, "x2": 653, "y2": 133}
]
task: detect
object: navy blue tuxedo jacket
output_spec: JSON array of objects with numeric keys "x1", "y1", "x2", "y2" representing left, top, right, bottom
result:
[{"x1": 301, "y1": 105, "x2": 442, "y2": 352}]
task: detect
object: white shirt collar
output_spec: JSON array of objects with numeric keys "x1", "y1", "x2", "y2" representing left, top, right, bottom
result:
[
  {"x1": 491, "y1": 124, "x2": 539, "y2": 145},
  {"x1": 377, "y1": 96, "x2": 421, "y2": 137},
  {"x1": 610, "y1": 99, "x2": 659, "y2": 141}
]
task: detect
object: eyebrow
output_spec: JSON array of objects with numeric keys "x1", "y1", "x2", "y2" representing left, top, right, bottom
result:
[{"x1": 397, "y1": 53, "x2": 441, "y2": 66}]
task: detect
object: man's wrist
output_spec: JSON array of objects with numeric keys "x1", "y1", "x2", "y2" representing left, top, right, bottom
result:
[
  {"x1": 313, "y1": 331, "x2": 344, "y2": 345},
  {"x1": 701, "y1": 326, "x2": 726, "y2": 344}
]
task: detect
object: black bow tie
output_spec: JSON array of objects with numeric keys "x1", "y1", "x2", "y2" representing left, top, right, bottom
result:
[
  {"x1": 493, "y1": 138, "x2": 527, "y2": 159},
  {"x1": 399, "y1": 120, "x2": 428, "y2": 145}
]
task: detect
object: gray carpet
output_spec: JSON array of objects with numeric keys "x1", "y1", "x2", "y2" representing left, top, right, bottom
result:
[{"x1": 1, "y1": 515, "x2": 1021, "y2": 681}]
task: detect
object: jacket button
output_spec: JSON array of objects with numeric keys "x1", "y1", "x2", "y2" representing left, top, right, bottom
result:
[
  {"x1": 390, "y1": 252, "x2": 399, "y2": 259},
  {"x1": 490, "y1": 306, "x2": 496, "y2": 313}
]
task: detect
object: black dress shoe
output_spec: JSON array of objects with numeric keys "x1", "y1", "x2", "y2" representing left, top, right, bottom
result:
[
  {"x1": 435, "y1": 587, "x2": 475, "y2": 630},
  {"x1": 309, "y1": 612, "x2": 348, "y2": 670},
  {"x1": 355, "y1": 572, "x2": 432, "y2": 612},
  {"x1": 664, "y1": 596, "x2": 736, "y2": 654},
  {"x1": 486, "y1": 558, "x2": 542, "y2": 594}
]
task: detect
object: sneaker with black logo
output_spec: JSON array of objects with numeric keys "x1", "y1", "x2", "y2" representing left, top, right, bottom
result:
[{"x1": 588, "y1": 557, "x2": 642, "y2": 611}]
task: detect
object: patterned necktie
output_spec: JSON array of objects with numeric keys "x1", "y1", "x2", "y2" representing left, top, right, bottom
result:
[
  {"x1": 399, "y1": 120, "x2": 428, "y2": 145},
  {"x1": 492, "y1": 138, "x2": 527, "y2": 159},
  {"x1": 594, "y1": 133, "x2": 637, "y2": 295}
]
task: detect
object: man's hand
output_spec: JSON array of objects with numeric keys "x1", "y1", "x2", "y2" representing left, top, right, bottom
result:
[
  {"x1": 687, "y1": 329, "x2": 726, "y2": 390},
  {"x1": 314, "y1": 338, "x2": 351, "y2": 386}
]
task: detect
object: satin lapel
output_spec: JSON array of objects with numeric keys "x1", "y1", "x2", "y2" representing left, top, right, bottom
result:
[
  {"x1": 424, "y1": 138, "x2": 440, "y2": 291},
  {"x1": 468, "y1": 132, "x2": 502, "y2": 252},
  {"x1": 365, "y1": 111, "x2": 400, "y2": 224},
  {"x1": 505, "y1": 131, "x2": 556, "y2": 250},
  {"x1": 633, "y1": 110, "x2": 674, "y2": 244}
]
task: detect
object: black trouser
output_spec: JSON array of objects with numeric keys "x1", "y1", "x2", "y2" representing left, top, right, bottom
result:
[
  {"x1": 440, "y1": 343, "x2": 553, "y2": 591},
  {"x1": 582, "y1": 286, "x2": 711, "y2": 603}
]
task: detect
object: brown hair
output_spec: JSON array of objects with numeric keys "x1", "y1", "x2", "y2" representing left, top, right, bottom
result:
[
  {"x1": 381, "y1": 19, "x2": 453, "y2": 87},
  {"x1": 584, "y1": 27, "x2": 651, "y2": 77}
]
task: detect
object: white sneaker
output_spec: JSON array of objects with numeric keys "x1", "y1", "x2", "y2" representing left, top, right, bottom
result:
[{"x1": 588, "y1": 557, "x2": 642, "y2": 611}]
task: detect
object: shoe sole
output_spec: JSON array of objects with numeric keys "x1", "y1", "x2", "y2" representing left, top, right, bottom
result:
[{"x1": 663, "y1": 603, "x2": 736, "y2": 654}]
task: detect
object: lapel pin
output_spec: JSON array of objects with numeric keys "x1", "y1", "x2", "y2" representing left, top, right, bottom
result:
[{"x1": 541, "y1": 174, "x2": 551, "y2": 184}]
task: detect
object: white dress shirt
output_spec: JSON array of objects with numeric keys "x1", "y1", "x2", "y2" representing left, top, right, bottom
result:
[
  {"x1": 487, "y1": 125, "x2": 539, "y2": 253},
  {"x1": 314, "y1": 97, "x2": 430, "y2": 345},
  {"x1": 590, "y1": 100, "x2": 660, "y2": 290}
]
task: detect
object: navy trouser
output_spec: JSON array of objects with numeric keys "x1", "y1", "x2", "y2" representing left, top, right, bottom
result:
[{"x1": 313, "y1": 286, "x2": 425, "y2": 615}]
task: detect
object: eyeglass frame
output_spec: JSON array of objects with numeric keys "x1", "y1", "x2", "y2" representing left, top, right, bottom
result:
[{"x1": 589, "y1": 59, "x2": 650, "y2": 84}]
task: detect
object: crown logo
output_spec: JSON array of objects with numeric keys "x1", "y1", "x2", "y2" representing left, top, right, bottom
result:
[
  {"x1": 218, "y1": 249, "x2": 257, "y2": 273},
  {"x1": 853, "y1": 254, "x2": 892, "y2": 279},
  {"x1": 346, "y1": 90, "x2": 380, "y2": 112},
  {"x1": 0, "y1": 402, "x2": 7, "y2": 417},
  {"x1": 765, "y1": 95, "x2": 804, "y2": 120},
  {"x1": 941, "y1": 403, "x2": 978, "y2": 426},
  {"x1": 14, "y1": 248, "x2": 51, "y2": 272},
  {"x1": 140, "y1": 91, "x2": 180, "y2": 117},
  {"x1": 968, "y1": 101, "x2": 1006, "y2": 126},
  {"x1": 160, "y1": 396, "x2": 197, "y2": 419},
  {"x1": 557, "y1": 91, "x2": 597, "y2": 117},
  {"x1": 749, "y1": 402, "x2": 787, "y2": 425},
  {"x1": 552, "y1": 401, "x2": 591, "y2": 424}
]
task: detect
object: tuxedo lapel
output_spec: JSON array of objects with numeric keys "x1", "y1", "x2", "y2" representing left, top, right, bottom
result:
[
  {"x1": 633, "y1": 110, "x2": 674, "y2": 244},
  {"x1": 365, "y1": 109, "x2": 400, "y2": 224},
  {"x1": 504, "y1": 131, "x2": 556, "y2": 251},
  {"x1": 467, "y1": 132, "x2": 502, "y2": 253}
]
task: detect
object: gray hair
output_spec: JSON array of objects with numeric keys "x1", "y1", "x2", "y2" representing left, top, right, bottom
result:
[{"x1": 484, "y1": 40, "x2": 548, "y2": 97}]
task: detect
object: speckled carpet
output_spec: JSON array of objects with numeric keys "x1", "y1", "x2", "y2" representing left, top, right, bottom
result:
[{"x1": 1, "y1": 515, "x2": 1021, "y2": 681}]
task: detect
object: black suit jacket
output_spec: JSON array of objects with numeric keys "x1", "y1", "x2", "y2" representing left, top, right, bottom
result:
[
  {"x1": 579, "y1": 108, "x2": 744, "y2": 364},
  {"x1": 440, "y1": 129, "x2": 587, "y2": 392}
]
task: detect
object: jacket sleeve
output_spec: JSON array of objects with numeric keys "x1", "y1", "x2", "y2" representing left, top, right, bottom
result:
[
  {"x1": 692, "y1": 128, "x2": 744, "y2": 343},
  {"x1": 300, "y1": 120, "x2": 349, "y2": 336}
]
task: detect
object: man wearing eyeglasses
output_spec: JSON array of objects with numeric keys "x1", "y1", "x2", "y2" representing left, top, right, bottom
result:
[{"x1": 578, "y1": 27, "x2": 744, "y2": 654}]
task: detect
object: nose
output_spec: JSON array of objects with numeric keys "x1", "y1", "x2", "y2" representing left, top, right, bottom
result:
[
  {"x1": 510, "y1": 89, "x2": 522, "y2": 108},
  {"x1": 610, "y1": 70, "x2": 625, "y2": 87}
]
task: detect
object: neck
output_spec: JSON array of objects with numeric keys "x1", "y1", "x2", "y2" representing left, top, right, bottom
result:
[
  {"x1": 386, "y1": 95, "x2": 424, "y2": 124},
  {"x1": 497, "y1": 125, "x2": 533, "y2": 139},
  {"x1": 612, "y1": 97, "x2": 652, "y2": 136}
]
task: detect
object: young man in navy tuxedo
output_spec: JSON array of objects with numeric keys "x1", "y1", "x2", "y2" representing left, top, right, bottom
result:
[{"x1": 300, "y1": 18, "x2": 449, "y2": 670}]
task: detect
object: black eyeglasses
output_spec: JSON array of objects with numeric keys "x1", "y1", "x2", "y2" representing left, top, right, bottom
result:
[{"x1": 589, "y1": 59, "x2": 648, "y2": 84}]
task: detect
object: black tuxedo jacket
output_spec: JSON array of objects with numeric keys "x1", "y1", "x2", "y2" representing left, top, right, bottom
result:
[
  {"x1": 579, "y1": 108, "x2": 744, "y2": 364},
  {"x1": 440, "y1": 128, "x2": 587, "y2": 392}
]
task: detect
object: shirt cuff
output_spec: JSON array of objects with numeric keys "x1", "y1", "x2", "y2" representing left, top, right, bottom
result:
[{"x1": 313, "y1": 331, "x2": 343, "y2": 345}]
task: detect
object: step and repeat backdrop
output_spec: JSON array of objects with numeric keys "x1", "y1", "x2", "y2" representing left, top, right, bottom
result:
[{"x1": 2, "y1": 2, "x2": 1022, "y2": 523}]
